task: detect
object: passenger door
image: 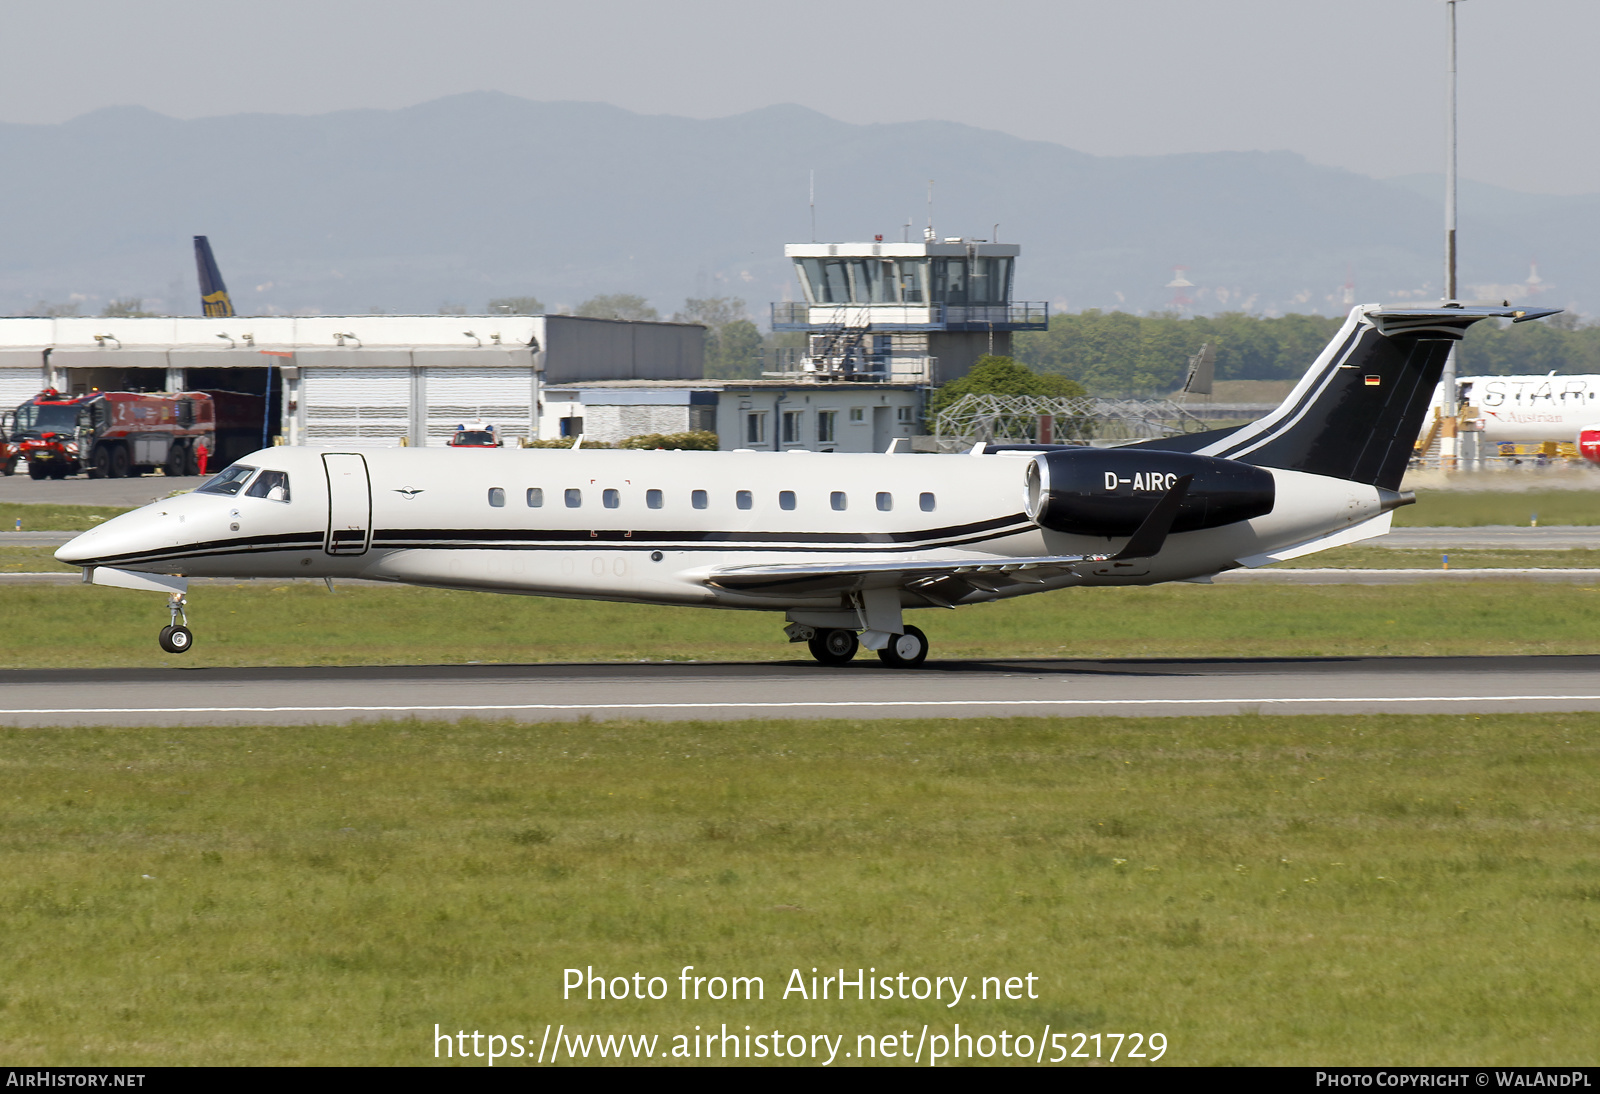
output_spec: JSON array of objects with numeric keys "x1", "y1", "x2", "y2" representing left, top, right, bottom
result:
[{"x1": 322, "y1": 452, "x2": 372, "y2": 555}]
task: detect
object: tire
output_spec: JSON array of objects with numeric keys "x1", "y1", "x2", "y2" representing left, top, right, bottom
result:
[
  {"x1": 808, "y1": 628, "x2": 859, "y2": 666},
  {"x1": 1, "y1": 455, "x2": 15, "y2": 477},
  {"x1": 184, "y1": 445, "x2": 201, "y2": 476},
  {"x1": 28, "y1": 464, "x2": 46, "y2": 480},
  {"x1": 876, "y1": 625, "x2": 929, "y2": 669},
  {"x1": 49, "y1": 468, "x2": 66, "y2": 480},
  {"x1": 164, "y1": 444, "x2": 186, "y2": 477},
  {"x1": 108, "y1": 445, "x2": 130, "y2": 479},
  {"x1": 89, "y1": 447, "x2": 111, "y2": 479},
  {"x1": 158, "y1": 625, "x2": 193, "y2": 654}
]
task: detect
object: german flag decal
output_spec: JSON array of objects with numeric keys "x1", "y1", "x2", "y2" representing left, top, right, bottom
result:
[{"x1": 1364, "y1": 375, "x2": 1381, "y2": 386}]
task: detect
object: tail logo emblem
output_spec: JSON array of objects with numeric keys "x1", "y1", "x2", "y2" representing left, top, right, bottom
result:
[{"x1": 1364, "y1": 375, "x2": 1382, "y2": 386}]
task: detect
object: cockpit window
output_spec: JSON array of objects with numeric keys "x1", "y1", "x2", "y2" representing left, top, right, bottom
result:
[
  {"x1": 244, "y1": 469, "x2": 291, "y2": 502},
  {"x1": 198, "y1": 464, "x2": 257, "y2": 496}
]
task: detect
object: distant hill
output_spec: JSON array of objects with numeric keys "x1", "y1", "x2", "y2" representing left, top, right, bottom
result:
[{"x1": 0, "y1": 93, "x2": 1590, "y2": 320}]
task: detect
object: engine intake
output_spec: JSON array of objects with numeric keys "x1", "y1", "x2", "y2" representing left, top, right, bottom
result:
[{"x1": 1024, "y1": 448, "x2": 1274, "y2": 537}]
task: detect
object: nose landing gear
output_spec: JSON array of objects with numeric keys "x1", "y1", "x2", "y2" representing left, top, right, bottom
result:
[{"x1": 158, "y1": 592, "x2": 194, "y2": 654}]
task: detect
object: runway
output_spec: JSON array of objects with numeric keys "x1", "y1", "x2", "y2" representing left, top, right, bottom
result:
[{"x1": 6, "y1": 654, "x2": 1600, "y2": 726}]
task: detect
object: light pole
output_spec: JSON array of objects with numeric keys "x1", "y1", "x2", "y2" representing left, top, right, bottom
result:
[{"x1": 1440, "y1": 0, "x2": 1465, "y2": 470}]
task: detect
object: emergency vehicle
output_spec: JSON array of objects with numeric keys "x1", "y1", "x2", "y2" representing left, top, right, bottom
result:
[{"x1": 7, "y1": 389, "x2": 216, "y2": 479}]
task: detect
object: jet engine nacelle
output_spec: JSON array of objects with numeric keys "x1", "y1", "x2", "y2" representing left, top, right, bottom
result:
[
  {"x1": 1578, "y1": 427, "x2": 1600, "y2": 464},
  {"x1": 1025, "y1": 448, "x2": 1275, "y2": 537}
]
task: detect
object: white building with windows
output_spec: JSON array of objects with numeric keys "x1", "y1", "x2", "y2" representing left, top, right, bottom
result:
[
  {"x1": 0, "y1": 313, "x2": 703, "y2": 451},
  {"x1": 538, "y1": 380, "x2": 924, "y2": 452}
]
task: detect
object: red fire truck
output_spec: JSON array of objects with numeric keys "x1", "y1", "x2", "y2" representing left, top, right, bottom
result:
[{"x1": 6, "y1": 389, "x2": 218, "y2": 480}]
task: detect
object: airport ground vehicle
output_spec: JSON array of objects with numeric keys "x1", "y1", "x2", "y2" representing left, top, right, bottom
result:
[
  {"x1": 0, "y1": 411, "x2": 19, "y2": 475},
  {"x1": 446, "y1": 423, "x2": 503, "y2": 448},
  {"x1": 8, "y1": 389, "x2": 216, "y2": 479}
]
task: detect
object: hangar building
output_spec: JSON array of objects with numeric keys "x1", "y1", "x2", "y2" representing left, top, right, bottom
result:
[{"x1": 0, "y1": 314, "x2": 703, "y2": 448}]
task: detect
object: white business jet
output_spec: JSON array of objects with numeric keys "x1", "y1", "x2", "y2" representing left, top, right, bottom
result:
[{"x1": 57, "y1": 304, "x2": 1556, "y2": 668}]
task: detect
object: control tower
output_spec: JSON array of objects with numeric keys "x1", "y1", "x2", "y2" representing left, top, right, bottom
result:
[{"x1": 767, "y1": 235, "x2": 1048, "y2": 385}]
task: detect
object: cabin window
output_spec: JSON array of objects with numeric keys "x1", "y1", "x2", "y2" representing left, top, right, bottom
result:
[
  {"x1": 603, "y1": 488, "x2": 620, "y2": 509},
  {"x1": 565, "y1": 488, "x2": 582, "y2": 508},
  {"x1": 526, "y1": 487, "x2": 544, "y2": 507},
  {"x1": 736, "y1": 490, "x2": 753, "y2": 510},
  {"x1": 876, "y1": 491, "x2": 892, "y2": 512},
  {"x1": 487, "y1": 487, "x2": 506, "y2": 508},
  {"x1": 779, "y1": 490, "x2": 796, "y2": 511},
  {"x1": 245, "y1": 470, "x2": 290, "y2": 503},
  {"x1": 830, "y1": 491, "x2": 847, "y2": 511},
  {"x1": 920, "y1": 492, "x2": 936, "y2": 512},
  {"x1": 646, "y1": 489, "x2": 663, "y2": 509},
  {"x1": 692, "y1": 489, "x2": 708, "y2": 510}
]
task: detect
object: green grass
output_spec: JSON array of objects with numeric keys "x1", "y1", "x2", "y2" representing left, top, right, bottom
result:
[
  {"x1": 1, "y1": 712, "x2": 1596, "y2": 1066},
  {"x1": 1278, "y1": 546, "x2": 1600, "y2": 569},
  {"x1": 0, "y1": 547, "x2": 76, "y2": 572},
  {"x1": 8, "y1": 580, "x2": 1600, "y2": 669},
  {"x1": 1396, "y1": 490, "x2": 1600, "y2": 527},
  {"x1": 0, "y1": 503, "x2": 131, "y2": 532}
]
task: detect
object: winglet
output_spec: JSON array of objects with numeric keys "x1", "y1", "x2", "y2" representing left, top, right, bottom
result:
[{"x1": 1110, "y1": 474, "x2": 1192, "y2": 560}]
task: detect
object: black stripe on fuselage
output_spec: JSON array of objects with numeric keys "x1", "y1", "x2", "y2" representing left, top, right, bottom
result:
[
  {"x1": 374, "y1": 512, "x2": 1029, "y2": 547},
  {"x1": 79, "y1": 515, "x2": 1041, "y2": 569}
]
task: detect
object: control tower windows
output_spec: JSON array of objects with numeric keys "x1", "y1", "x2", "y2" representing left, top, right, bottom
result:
[
  {"x1": 796, "y1": 257, "x2": 929, "y2": 305},
  {"x1": 932, "y1": 257, "x2": 1013, "y2": 306}
]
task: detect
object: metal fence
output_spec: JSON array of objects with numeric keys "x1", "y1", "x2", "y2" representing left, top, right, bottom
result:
[{"x1": 931, "y1": 394, "x2": 1273, "y2": 451}]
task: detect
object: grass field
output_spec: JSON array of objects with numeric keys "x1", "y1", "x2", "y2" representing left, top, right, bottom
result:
[
  {"x1": 2, "y1": 712, "x2": 1595, "y2": 1066},
  {"x1": 6, "y1": 580, "x2": 1600, "y2": 669},
  {"x1": 1393, "y1": 490, "x2": 1600, "y2": 527},
  {"x1": 0, "y1": 503, "x2": 131, "y2": 532}
]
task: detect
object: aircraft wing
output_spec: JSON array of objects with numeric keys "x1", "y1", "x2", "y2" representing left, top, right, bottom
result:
[{"x1": 705, "y1": 475, "x2": 1192, "y2": 602}]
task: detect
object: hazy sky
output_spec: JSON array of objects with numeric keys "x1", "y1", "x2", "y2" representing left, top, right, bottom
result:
[{"x1": 5, "y1": 0, "x2": 1595, "y2": 195}]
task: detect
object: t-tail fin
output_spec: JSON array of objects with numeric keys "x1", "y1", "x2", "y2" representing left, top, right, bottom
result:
[
  {"x1": 194, "y1": 235, "x2": 235, "y2": 318},
  {"x1": 1133, "y1": 304, "x2": 1559, "y2": 490}
]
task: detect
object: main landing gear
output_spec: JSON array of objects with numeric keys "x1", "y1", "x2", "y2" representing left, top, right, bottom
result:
[
  {"x1": 791, "y1": 624, "x2": 930, "y2": 668},
  {"x1": 158, "y1": 591, "x2": 194, "y2": 654}
]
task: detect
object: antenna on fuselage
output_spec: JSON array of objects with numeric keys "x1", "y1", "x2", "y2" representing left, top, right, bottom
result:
[{"x1": 570, "y1": 434, "x2": 585, "y2": 450}]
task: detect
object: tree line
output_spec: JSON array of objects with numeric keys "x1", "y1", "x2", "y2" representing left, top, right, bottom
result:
[{"x1": 1013, "y1": 310, "x2": 1600, "y2": 395}]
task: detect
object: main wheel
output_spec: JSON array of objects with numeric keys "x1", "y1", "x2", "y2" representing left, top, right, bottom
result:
[
  {"x1": 158, "y1": 625, "x2": 193, "y2": 654},
  {"x1": 108, "y1": 445, "x2": 130, "y2": 479},
  {"x1": 876, "y1": 625, "x2": 929, "y2": 668},
  {"x1": 807, "y1": 628, "x2": 859, "y2": 666},
  {"x1": 28, "y1": 464, "x2": 46, "y2": 480},
  {"x1": 89, "y1": 447, "x2": 110, "y2": 479}
]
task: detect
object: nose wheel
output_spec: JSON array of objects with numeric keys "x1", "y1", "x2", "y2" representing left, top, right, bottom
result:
[{"x1": 158, "y1": 593, "x2": 194, "y2": 654}]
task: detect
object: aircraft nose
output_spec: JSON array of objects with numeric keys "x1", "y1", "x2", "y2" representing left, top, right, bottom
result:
[
  {"x1": 55, "y1": 509, "x2": 182, "y2": 566},
  {"x1": 56, "y1": 526, "x2": 110, "y2": 565}
]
